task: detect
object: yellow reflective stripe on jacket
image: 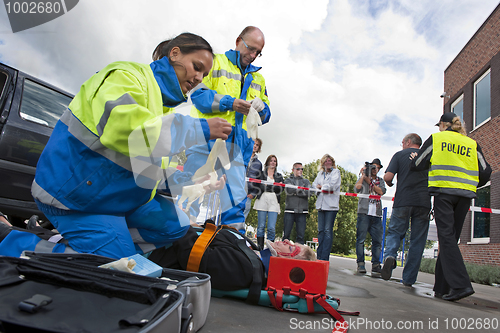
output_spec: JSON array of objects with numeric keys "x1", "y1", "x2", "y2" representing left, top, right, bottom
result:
[
  {"x1": 66, "y1": 61, "x2": 184, "y2": 205},
  {"x1": 69, "y1": 61, "x2": 164, "y2": 157},
  {"x1": 59, "y1": 109, "x2": 166, "y2": 188},
  {"x1": 429, "y1": 131, "x2": 479, "y2": 192}
]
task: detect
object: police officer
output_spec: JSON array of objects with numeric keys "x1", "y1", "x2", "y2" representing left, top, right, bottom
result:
[{"x1": 410, "y1": 112, "x2": 491, "y2": 301}]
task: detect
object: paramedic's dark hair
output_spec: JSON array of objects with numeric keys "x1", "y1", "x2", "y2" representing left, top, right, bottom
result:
[{"x1": 152, "y1": 32, "x2": 214, "y2": 61}]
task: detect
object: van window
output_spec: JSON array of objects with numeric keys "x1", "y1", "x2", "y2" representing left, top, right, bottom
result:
[
  {"x1": 19, "y1": 79, "x2": 72, "y2": 128},
  {"x1": 0, "y1": 71, "x2": 7, "y2": 101}
]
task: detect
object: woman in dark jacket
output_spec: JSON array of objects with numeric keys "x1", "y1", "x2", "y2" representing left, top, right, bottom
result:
[{"x1": 253, "y1": 155, "x2": 283, "y2": 249}]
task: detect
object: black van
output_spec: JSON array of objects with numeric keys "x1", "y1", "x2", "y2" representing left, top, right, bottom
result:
[{"x1": 0, "y1": 62, "x2": 73, "y2": 227}]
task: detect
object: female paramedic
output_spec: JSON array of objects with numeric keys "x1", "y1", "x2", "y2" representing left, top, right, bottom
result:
[
  {"x1": 31, "y1": 33, "x2": 232, "y2": 259},
  {"x1": 410, "y1": 112, "x2": 491, "y2": 302}
]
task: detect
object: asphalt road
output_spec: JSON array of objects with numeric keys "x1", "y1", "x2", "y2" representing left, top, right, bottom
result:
[{"x1": 201, "y1": 255, "x2": 500, "y2": 333}]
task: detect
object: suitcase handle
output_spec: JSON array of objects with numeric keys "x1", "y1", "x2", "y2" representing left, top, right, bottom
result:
[{"x1": 18, "y1": 294, "x2": 52, "y2": 313}]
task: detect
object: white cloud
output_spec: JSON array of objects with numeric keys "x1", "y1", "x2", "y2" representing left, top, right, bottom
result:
[
  {"x1": 0, "y1": 0, "x2": 498, "y2": 196},
  {"x1": 376, "y1": 9, "x2": 438, "y2": 60}
]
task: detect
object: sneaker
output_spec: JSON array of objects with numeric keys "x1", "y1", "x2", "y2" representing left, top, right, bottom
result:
[
  {"x1": 357, "y1": 262, "x2": 366, "y2": 274},
  {"x1": 371, "y1": 264, "x2": 382, "y2": 278},
  {"x1": 381, "y1": 256, "x2": 396, "y2": 280}
]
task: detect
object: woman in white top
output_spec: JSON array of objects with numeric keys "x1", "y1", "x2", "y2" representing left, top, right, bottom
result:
[
  {"x1": 253, "y1": 155, "x2": 284, "y2": 250},
  {"x1": 312, "y1": 154, "x2": 341, "y2": 261}
]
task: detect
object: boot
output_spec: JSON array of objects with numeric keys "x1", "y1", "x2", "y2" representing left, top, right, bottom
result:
[{"x1": 257, "y1": 237, "x2": 264, "y2": 251}]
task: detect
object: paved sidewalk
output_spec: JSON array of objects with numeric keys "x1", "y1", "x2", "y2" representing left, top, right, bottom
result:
[{"x1": 201, "y1": 255, "x2": 500, "y2": 332}]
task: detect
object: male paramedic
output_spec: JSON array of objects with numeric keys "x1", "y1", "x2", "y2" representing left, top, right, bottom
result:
[{"x1": 184, "y1": 26, "x2": 271, "y2": 233}]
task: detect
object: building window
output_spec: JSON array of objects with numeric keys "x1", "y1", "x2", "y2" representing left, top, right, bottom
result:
[
  {"x1": 470, "y1": 182, "x2": 490, "y2": 243},
  {"x1": 451, "y1": 94, "x2": 463, "y2": 122},
  {"x1": 473, "y1": 69, "x2": 490, "y2": 128}
]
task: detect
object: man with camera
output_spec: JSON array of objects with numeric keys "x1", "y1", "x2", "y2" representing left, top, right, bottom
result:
[
  {"x1": 354, "y1": 158, "x2": 386, "y2": 277},
  {"x1": 381, "y1": 133, "x2": 431, "y2": 286}
]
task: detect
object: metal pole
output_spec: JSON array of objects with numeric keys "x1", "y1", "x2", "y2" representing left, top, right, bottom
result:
[
  {"x1": 401, "y1": 233, "x2": 406, "y2": 267},
  {"x1": 380, "y1": 207, "x2": 387, "y2": 264},
  {"x1": 205, "y1": 192, "x2": 213, "y2": 221},
  {"x1": 213, "y1": 190, "x2": 221, "y2": 226}
]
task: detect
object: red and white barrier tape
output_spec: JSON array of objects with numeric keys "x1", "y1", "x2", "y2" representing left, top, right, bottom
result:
[
  {"x1": 247, "y1": 177, "x2": 394, "y2": 201},
  {"x1": 246, "y1": 177, "x2": 500, "y2": 214},
  {"x1": 469, "y1": 206, "x2": 500, "y2": 214}
]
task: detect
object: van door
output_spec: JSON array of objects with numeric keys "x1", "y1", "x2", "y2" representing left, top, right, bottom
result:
[
  {"x1": 0, "y1": 69, "x2": 72, "y2": 215},
  {"x1": 0, "y1": 64, "x2": 17, "y2": 129}
]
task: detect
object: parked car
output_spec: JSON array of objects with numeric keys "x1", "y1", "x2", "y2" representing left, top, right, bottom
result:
[{"x1": 0, "y1": 62, "x2": 73, "y2": 227}]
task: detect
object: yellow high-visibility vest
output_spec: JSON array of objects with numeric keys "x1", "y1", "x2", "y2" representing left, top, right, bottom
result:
[
  {"x1": 190, "y1": 54, "x2": 268, "y2": 131},
  {"x1": 429, "y1": 131, "x2": 479, "y2": 193}
]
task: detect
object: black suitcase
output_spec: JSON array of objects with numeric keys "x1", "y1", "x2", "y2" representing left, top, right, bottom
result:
[
  {"x1": 0, "y1": 254, "x2": 186, "y2": 333},
  {"x1": 2, "y1": 252, "x2": 211, "y2": 333}
]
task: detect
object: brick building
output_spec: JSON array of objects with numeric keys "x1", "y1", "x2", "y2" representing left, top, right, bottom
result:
[{"x1": 442, "y1": 4, "x2": 500, "y2": 266}]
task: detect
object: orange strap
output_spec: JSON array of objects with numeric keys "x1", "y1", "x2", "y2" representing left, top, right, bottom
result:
[{"x1": 186, "y1": 223, "x2": 219, "y2": 272}]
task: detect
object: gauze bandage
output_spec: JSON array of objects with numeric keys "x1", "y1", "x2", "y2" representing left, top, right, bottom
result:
[
  {"x1": 99, "y1": 258, "x2": 136, "y2": 273},
  {"x1": 246, "y1": 106, "x2": 262, "y2": 140},
  {"x1": 178, "y1": 139, "x2": 230, "y2": 212}
]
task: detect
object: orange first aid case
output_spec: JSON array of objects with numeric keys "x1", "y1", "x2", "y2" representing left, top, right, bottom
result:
[{"x1": 266, "y1": 256, "x2": 329, "y2": 294}]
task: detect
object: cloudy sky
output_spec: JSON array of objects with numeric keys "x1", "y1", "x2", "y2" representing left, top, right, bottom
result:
[{"x1": 1, "y1": 0, "x2": 499, "y2": 200}]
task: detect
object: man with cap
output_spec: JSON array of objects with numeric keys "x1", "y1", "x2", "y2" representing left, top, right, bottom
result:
[
  {"x1": 354, "y1": 158, "x2": 386, "y2": 276},
  {"x1": 410, "y1": 112, "x2": 491, "y2": 301}
]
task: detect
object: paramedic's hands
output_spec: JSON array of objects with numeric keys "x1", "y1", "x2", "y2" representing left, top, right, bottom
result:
[
  {"x1": 232, "y1": 99, "x2": 251, "y2": 116},
  {"x1": 193, "y1": 174, "x2": 211, "y2": 185},
  {"x1": 250, "y1": 98, "x2": 265, "y2": 113},
  {"x1": 207, "y1": 118, "x2": 232, "y2": 140},
  {"x1": 409, "y1": 152, "x2": 418, "y2": 160},
  {"x1": 203, "y1": 175, "x2": 226, "y2": 193}
]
